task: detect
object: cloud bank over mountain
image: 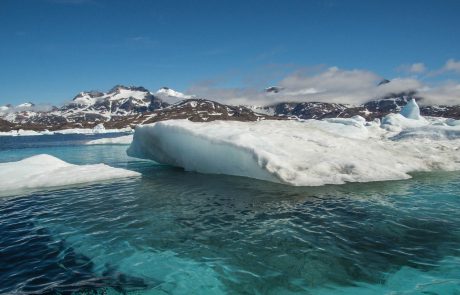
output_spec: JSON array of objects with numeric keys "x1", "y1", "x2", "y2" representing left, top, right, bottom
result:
[{"x1": 187, "y1": 61, "x2": 460, "y2": 106}]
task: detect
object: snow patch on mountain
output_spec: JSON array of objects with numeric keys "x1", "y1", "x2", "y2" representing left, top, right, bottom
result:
[
  {"x1": 16, "y1": 102, "x2": 35, "y2": 108},
  {"x1": 155, "y1": 87, "x2": 193, "y2": 103}
]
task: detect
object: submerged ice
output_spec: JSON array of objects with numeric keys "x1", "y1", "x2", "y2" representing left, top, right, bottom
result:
[
  {"x1": 85, "y1": 134, "x2": 133, "y2": 145},
  {"x1": 128, "y1": 102, "x2": 460, "y2": 186},
  {"x1": 0, "y1": 154, "x2": 140, "y2": 195}
]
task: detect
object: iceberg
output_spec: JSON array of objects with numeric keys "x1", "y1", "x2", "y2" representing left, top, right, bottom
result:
[
  {"x1": 92, "y1": 123, "x2": 106, "y2": 133},
  {"x1": 85, "y1": 135, "x2": 133, "y2": 145},
  {"x1": 0, "y1": 127, "x2": 133, "y2": 136},
  {"x1": 400, "y1": 98, "x2": 421, "y2": 120},
  {"x1": 127, "y1": 119, "x2": 460, "y2": 186},
  {"x1": 53, "y1": 126, "x2": 132, "y2": 135},
  {"x1": 0, "y1": 129, "x2": 43, "y2": 136},
  {"x1": 0, "y1": 154, "x2": 140, "y2": 195}
]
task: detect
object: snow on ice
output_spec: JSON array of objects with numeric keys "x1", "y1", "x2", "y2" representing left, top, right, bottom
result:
[
  {"x1": 128, "y1": 100, "x2": 460, "y2": 186},
  {"x1": 0, "y1": 154, "x2": 140, "y2": 196},
  {"x1": 85, "y1": 135, "x2": 133, "y2": 145}
]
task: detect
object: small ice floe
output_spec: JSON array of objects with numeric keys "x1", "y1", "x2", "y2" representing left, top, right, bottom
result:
[
  {"x1": 0, "y1": 154, "x2": 140, "y2": 196},
  {"x1": 85, "y1": 135, "x2": 133, "y2": 145}
]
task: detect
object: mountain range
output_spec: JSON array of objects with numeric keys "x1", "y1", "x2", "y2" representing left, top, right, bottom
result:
[{"x1": 1, "y1": 83, "x2": 459, "y2": 132}]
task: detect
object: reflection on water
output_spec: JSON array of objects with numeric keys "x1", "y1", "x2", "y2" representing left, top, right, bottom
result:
[{"x1": 0, "y1": 135, "x2": 459, "y2": 294}]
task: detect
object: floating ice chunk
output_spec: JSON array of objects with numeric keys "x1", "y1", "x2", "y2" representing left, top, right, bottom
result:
[
  {"x1": 53, "y1": 126, "x2": 132, "y2": 135},
  {"x1": 381, "y1": 99, "x2": 428, "y2": 132},
  {"x1": 0, "y1": 129, "x2": 43, "y2": 136},
  {"x1": 0, "y1": 154, "x2": 140, "y2": 195},
  {"x1": 446, "y1": 118, "x2": 460, "y2": 126},
  {"x1": 85, "y1": 135, "x2": 133, "y2": 145},
  {"x1": 0, "y1": 127, "x2": 133, "y2": 136},
  {"x1": 92, "y1": 123, "x2": 106, "y2": 133},
  {"x1": 381, "y1": 113, "x2": 428, "y2": 132},
  {"x1": 400, "y1": 99, "x2": 421, "y2": 120},
  {"x1": 307, "y1": 117, "x2": 371, "y2": 139},
  {"x1": 18, "y1": 129, "x2": 43, "y2": 136},
  {"x1": 0, "y1": 130, "x2": 18, "y2": 136},
  {"x1": 392, "y1": 124, "x2": 460, "y2": 141},
  {"x1": 127, "y1": 120, "x2": 460, "y2": 186}
]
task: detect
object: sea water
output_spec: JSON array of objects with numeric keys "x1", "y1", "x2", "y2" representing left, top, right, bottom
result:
[{"x1": 0, "y1": 134, "x2": 459, "y2": 294}]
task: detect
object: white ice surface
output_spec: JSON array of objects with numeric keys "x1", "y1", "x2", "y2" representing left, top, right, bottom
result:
[
  {"x1": 85, "y1": 135, "x2": 133, "y2": 145},
  {"x1": 0, "y1": 129, "x2": 43, "y2": 136},
  {"x1": 0, "y1": 154, "x2": 140, "y2": 195},
  {"x1": 0, "y1": 127, "x2": 133, "y2": 136},
  {"x1": 128, "y1": 116, "x2": 460, "y2": 186}
]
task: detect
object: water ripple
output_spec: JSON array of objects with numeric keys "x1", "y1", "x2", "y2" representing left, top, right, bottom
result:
[{"x1": 0, "y1": 141, "x2": 459, "y2": 294}]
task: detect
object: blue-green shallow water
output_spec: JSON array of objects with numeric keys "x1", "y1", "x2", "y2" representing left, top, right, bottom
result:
[{"x1": 0, "y1": 135, "x2": 459, "y2": 294}]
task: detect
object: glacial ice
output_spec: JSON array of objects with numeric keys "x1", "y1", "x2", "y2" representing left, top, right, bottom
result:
[
  {"x1": 0, "y1": 129, "x2": 43, "y2": 136},
  {"x1": 0, "y1": 127, "x2": 133, "y2": 136},
  {"x1": 400, "y1": 98, "x2": 422, "y2": 120},
  {"x1": 0, "y1": 154, "x2": 140, "y2": 195},
  {"x1": 85, "y1": 134, "x2": 133, "y2": 145},
  {"x1": 128, "y1": 115, "x2": 460, "y2": 186}
]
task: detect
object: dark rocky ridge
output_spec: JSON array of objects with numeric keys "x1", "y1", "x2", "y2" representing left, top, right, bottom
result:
[{"x1": 266, "y1": 95, "x2": 460, "y2": 121}]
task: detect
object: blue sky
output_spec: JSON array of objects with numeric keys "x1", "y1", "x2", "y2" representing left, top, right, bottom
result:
[{"x1": 1, "y1": 0, "x2": 460, "y2": 105}]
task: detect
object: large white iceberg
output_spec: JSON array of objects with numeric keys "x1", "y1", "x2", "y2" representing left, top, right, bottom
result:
[
  {"x1": 127, "y1": 116, "x2": 460, "y2": 186},
  {"x1": 0, "y1": 154, "x2": 140, "y2": 195}
]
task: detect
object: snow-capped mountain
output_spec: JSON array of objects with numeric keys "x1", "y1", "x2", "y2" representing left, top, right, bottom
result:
[
  {"x1": 16, "y1": 102, "x2": 35, "y2": 108},
  {"x1": 136, "y1": 99, "x2": 266, "y2": 125},
  {"x1": 256, "y1": 80, "x2": 459, "y2": 120},
  {"x1": 265, "y1": 86, "x2": 284, "y2": 94},
  {"x1": 67, "y1": 85, "x2": 166, "y2": 115},
  {"x1": 154, "y1": 87, "x2": 193, "y2": 104},
  {"x1": 1, "y1": 84, "x2": 459, "y2": 132},
  {"x1": 0, "y1": 85, "x2": 273, "y2": 131},
  {"x1": 264, "y1": 95, "x2": 460, "y2": 120}
]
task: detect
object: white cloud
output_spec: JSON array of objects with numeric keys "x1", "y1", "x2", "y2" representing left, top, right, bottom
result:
[
  {"x1": 189, "y1": 67, "x2": 429, "y2": 106},
  {"x1": 419, "y1": 82, "x2": 460, "y2": 105},
  {"x1": 443, "y1": 59, "x2": 460, "y2": 73},
  {"x1": 429, "y1": 58, "x2": 460, "y2": 76},
  {"x1": 409, "y1": 63, "x2": 426, "y2": 73},
  {"x1": 399, "y1": 63, "x2": 426, "y2": 74}
]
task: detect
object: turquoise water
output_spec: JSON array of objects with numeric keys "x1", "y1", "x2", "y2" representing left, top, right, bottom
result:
[{"x1": 0, "y1": 135, "x2": 459, "y2": 294}]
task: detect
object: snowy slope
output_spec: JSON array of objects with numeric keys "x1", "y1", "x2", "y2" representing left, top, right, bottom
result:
[
  {"x1": 64, "y1": 85, "x2": 165, "y2": 118},
  {"x1": 154, "y1": 87, "x2": 193, "y2": 104}
]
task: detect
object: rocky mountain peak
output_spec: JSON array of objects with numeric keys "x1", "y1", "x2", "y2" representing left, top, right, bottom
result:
[
  {"x1": 378, "y1": 79, "x2": 391, "y2": 86},
  {"x1": 265, "y1": 86, "x2": 284, "y2": 93},
  {"x1": 108, "y1": 85, "x2": 149, "y2": 94}
]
